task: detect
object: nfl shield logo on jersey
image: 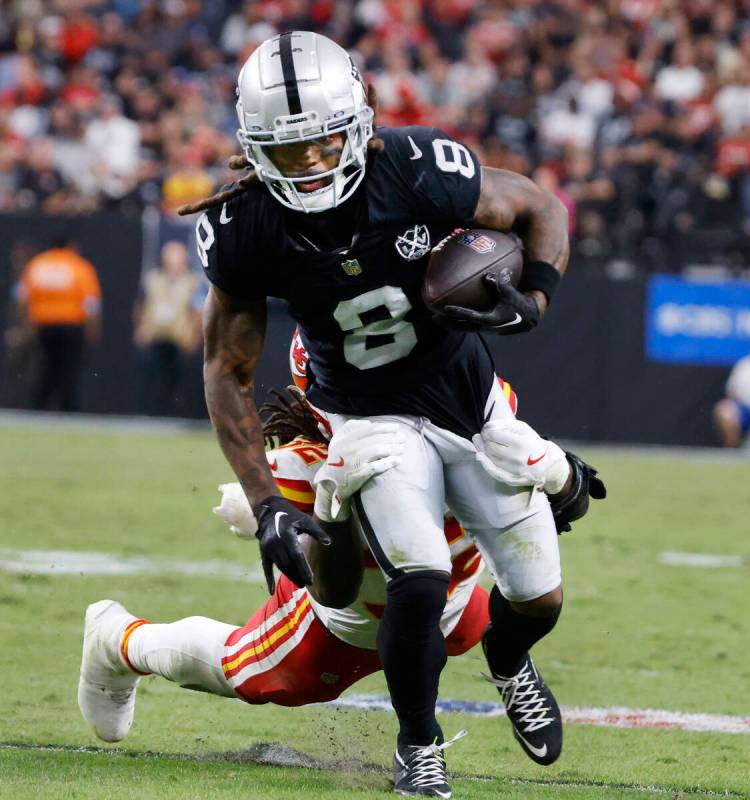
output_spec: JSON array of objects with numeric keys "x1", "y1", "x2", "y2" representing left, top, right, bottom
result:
[
  {"x1": 395, "y1": 225, "x2": 431, "y2": 261},
  {"x1": 341, "y1": 258, "x2": 362, "y2": 276},
  {"x1": 461, "y1": 232, "x2": 497, "y2": 254}
]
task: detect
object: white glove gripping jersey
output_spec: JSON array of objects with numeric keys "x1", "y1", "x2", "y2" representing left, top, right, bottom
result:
[{"x1": 267, "y1": 437, "x2": 484, "y2": 650}]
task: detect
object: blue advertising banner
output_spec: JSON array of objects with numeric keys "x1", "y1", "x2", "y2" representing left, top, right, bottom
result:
[{"x1": 646, "y1": 276, "x2": 750, "y2": 365}]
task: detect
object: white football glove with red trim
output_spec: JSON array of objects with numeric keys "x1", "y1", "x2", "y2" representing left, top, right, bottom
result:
[
  {"x1": 472, "y1": 419, "x2": 570, "y2": 493},
  {"x1": 313, "y1": 419, "x2": 405, "y2": 522}
]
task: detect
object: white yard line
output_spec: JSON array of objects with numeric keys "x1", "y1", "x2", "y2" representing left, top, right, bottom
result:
[
  {"x1": 658, "y1": 551, "x2": 745, "y2": 568},
  {"x1": 0, "y1": 548, "x2": 262, "y2": 582},
  {"x1": 328, "y1": 694, "x2": 750, "y2": 735}
]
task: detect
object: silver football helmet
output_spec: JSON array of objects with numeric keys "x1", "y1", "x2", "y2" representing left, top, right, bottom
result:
[{"x1": 236, "y1": 31, "x2": 374, "y2": 213}]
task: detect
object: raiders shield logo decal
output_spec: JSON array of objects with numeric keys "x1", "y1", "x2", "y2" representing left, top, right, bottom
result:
[
  {"x1": 341, "y1": 258, "x2": 362, "y2": 276},
  {"x1": 395, "y1": 224, "x2": 431, "y2": 261}
]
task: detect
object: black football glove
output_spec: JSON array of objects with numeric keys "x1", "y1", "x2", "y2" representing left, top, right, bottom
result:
[
  {"x1": 436, "y1": 273, "x2": 541, "y2": 334},
  {"x1": 253, "y1": 495, "x2": 331, "y2": 594},
  {"x1": 549, "y1": 452, "x2": 607, "y2": 534}
]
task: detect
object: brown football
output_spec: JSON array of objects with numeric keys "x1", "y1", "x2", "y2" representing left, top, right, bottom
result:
[{"x1": 422, "y1": 229, "x2": 523, "y2": 312}]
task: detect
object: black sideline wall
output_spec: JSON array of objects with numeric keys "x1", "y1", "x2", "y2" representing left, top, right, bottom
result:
[{"x1": 0, "y1": 214, "x2": 729, "y2": 446}]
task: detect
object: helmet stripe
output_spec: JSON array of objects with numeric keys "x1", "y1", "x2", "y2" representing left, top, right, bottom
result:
[{"x1": 278, "y1": 32, "x2": 302, "y2": 115}]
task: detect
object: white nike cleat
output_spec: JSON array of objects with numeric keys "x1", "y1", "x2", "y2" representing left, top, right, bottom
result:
[{"x1": 78, "y1": 600, "x2": 145, "y2": 742}]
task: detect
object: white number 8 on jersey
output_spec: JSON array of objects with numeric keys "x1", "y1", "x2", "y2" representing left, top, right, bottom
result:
[
  {"x1": 334, "y1": 287, "x2": 418, "y2": 370},
  {"x1": 432, "y1": 139, "x2": 475, "y2": 179}
]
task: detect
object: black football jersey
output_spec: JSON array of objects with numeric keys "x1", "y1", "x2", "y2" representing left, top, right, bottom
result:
[{"x1": 199, "y1": 125, "x2": 496, "y2": 438}]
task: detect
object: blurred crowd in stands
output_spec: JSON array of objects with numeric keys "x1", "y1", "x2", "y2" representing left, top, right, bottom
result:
[{"x1": 2, "y1": 0, "x2": 750, "y2": 270}]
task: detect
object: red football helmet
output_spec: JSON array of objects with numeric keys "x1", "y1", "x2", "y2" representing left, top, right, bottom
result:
[{"x1": 289, "y1": 327, "x2": 309, "y2": 391}]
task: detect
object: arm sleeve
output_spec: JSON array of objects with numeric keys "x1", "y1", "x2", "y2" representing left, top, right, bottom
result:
[
  {"x1": 400, "y1": 127, "x2": 482, "y2": 224},
  {"x1": 196, "y1": 198, "x2": 267, "y2": 301}
]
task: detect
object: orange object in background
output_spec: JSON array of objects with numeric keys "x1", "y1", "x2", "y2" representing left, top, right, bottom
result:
[{"x1": 19, "y1": 247, "x2": 101, "y2": 326}]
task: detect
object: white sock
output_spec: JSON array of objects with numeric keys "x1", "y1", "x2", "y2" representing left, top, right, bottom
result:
[{"x1": 125, "y1": 616, "x2": 237, "y2": 698}]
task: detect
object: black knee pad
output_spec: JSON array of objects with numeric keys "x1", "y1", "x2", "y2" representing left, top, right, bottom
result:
[{"x1": 384, "y1": 571, "x2": 450, "y2": 636}]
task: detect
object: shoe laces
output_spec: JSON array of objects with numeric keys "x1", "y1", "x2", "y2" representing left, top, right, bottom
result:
[
  {"x1": 482, "y1": 661, "x2": 555, "y2": 733},
  {"x1": 401, "y1": 729, "x2": 468, "y2": 788}
]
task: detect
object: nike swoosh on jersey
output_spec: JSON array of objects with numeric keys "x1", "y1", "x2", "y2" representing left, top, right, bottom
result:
[
  {"x1": 527, "y1": 450, "x2": 547, "y2": 466},
  {"x1": 220, "y1": 203, "x2": 233, "y2": 224},
  {"x1": 514, "y1": 730, "x2": 548, "y2": 759},
  {"x1": 329, "y1": 456, "x2": 345, "y2": 467},
  {"x1": 497, "y1": 313, "x2": 523, "y2": 328},
  {"x1": 407, "y1": 136, "x2": 422, "y2": 160},
  {"x1": 269, "y1": 459, "x2": 278, "y2": 471},
  {"x1": 273, "y1": 511, "x2": 287, "y2": 537}
]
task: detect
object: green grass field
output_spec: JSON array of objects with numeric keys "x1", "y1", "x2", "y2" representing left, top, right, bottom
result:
[{"x1": 0, "y1": 422, "x2": 748, "y2": 799}]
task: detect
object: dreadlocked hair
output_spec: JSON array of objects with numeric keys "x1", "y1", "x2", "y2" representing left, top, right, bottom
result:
[
  {"x1": 260, "y1": 386, "x2": 324, "y2": 448},
  {"x1": 177, "y1": 84, "x2": 384, "y2": 217}
]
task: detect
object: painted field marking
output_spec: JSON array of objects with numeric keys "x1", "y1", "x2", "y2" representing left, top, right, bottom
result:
[
  {"x1": 328, "y1": 694, "x2": 750, "y2": 735},
  {"x1": 0, "y1": 548, "x2": 263, "y2": 582},
  {"x1": 658, "y1": 551, "x2": 745, "y2": 568}
]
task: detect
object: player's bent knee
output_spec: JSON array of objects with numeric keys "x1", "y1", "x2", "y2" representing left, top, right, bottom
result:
[{"x1": 509, "y1": 585, "x2": 563, "y2": 618}]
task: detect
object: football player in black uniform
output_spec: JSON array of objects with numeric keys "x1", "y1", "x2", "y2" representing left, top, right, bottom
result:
[{"x1": 184, "y1": 31, "x2": 574, "y2": 798}]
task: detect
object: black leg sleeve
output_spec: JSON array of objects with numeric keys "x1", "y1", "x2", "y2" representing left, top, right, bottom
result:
[
  {"x1": 376, "y1": 571, "x2": 449, "y2": 747},
  {"x1": 483, "y1": 586, "x2": 561, "y2": 677}
]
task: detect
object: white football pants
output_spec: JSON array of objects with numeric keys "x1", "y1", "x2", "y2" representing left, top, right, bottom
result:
[{"x1": 326, "y1": 380, "x2": 561, "y2": 602}]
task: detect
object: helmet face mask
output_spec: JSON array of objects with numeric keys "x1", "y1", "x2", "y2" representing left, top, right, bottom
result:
[{"x1": 236, "y1": 32, "x2": 374, "y2": 214}]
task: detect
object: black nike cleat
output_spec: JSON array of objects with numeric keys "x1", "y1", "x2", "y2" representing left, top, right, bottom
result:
[
  {"x1": 482, "y1": 650, "x2": 562, "y2": 765},
  {"x1": 392, "y1": 730, "x2": 467, "y2": 798}
]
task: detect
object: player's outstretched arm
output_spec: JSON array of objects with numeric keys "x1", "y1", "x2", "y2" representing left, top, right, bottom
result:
[
  {"x1": 203, "y1": 286, "x2": 330, "y2": 593},
  {"x1": 434, "y1": 167, "x2": 570, "y2": 335}
]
